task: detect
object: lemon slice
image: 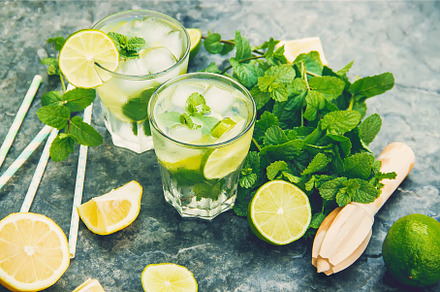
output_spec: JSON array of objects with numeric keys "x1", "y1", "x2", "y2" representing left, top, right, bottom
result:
[
  {"x1": 203, "y1": 126, "x2": 251, "y2": 180},
  {"x1": 186, "y1": 28, "x2": 202, "y2": 60},
  {"x1": 72, "y1": 278, "x2": 106, "y2": 292},
  {"x1": 59, "y1": 29, "x2": 119, "y2": 88},
  {"x1": 0, "y1": 212, "x2": 70, "y2": 291},
  {"x1": 211, "y1": 117, "x2": 237, "y2": 138},
  {"x1": 248, "y1": 180, "x2": 312, "y2": 245},
  {"x1": 141, "y1": 263, "x2": 197, "y2": 292},
  {"x1": 277, "y1": 37, "x2": 327, "y2": 65},
  {"x1": 77, "y1": 180, "x2": 143, "y2": 235}
]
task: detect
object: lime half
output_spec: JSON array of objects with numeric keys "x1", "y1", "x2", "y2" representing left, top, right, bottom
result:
[
  {"x1": 186, "y1": 28, "x2": 202, "y2": 60},
  {"x1": 59, "y1": 29, "x2": 119, "y2": 88},
  {"x1": 248, "y1": 180, "x2": 311, "y2": 245},
  {"x1": 141, "y1": 263, "x2": 197, "y2": 292}
]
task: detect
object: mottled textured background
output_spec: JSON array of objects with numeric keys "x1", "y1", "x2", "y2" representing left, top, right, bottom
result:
[{"x1": 0, "y1": 0, "x2": 439, "y2": 291}]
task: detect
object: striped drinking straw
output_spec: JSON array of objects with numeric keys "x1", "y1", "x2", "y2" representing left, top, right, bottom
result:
[
  {"x1": 0, "y1": 125, "x2": 53, "y2": 191},
  {"x1": 0, "y1": 75, "x2": 42, "y2": 169},
  {"x1": 68, "y1": 103, "x2": 93, "y2": 258},
  {"x1": 20, "y1": 127, "x2": 59, "y2": 213}
]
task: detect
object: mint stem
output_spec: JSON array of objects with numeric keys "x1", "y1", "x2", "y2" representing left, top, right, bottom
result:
[{"x1": 220, "y1": 55, "x2": 265, "y2": 74}]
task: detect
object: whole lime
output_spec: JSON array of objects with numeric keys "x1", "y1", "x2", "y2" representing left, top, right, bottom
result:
[{"x1": 382, "y1": 213, "x2": 440, "y2": 287}]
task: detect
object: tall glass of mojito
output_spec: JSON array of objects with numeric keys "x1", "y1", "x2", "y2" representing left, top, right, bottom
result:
[
  {"x1": 148, "y1": 73, "x2": 256, "y2": 220},
  {"x1": 92, "y1": 10, "x2": 190, "y2": 153}
]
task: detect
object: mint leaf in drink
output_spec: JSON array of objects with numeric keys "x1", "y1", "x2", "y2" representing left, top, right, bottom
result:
[
  {"x1": 108, "y1": 32, "x2": 146, "y2": 59},
  {"x1": 180, "y1": 113, "x2": 200, "y2": 130},
  {"x1": 185, "y1": 92, "x2": 210, "y2": 115},
  {"x1": 69, "y1": 116, "x2": 103, "y2": 146},
  {"x1": 49, "y1": 133, "x2": 75, "y2": 162},
  {"x1": 36, "y1": 105, "x2": 70, "y2": 129},
  {"x1": 41, "y1": 91, "x2": 63, "y2": 106},
  {"x1": 63, "y1": 88, "x2": 96, "y2": 112}
]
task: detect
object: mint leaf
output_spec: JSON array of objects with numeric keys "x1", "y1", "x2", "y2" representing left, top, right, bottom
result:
[
  {"x1": 264, "y1": 125, "x2": 288, "y2": 146},
  {"x1": 204, "y1": 32, "x2": 234, "y2": 55},
  {"x1": 308, "y1": 76, "x2": 345, "y2": 101},
  {"x1": 41, "y1": 91, "x2": 63, "y2": 106},
  {"x1": 49, "y1": 133, "x2": 75, "y2": 162},
  {"x1": 40, "y1": 57, "x2": 60, "y2": 75},
  {"x1": 47, "y1": 36, "x2": 66, "y2": 51},
  {"x1": 108, "y1": 32, "x2": 146, "y2": 59},
  {"x1": 264, "y1": 64, "x2": 295, "y2": 86},
  {"x1": 180, "y1": 113, "x2": 200, "y2": 130},
  {"x1": 336, "y1": 60, "x2": 354, "y2": 76},
  {"x1": 230, "y1": 58, "x2": 260, "y2": 88},
  {"x1": 250, "y1": 86, "x2": 271, "y2": 110},
  {"x1": 202, "y1": 62, "x2": 222, "y2": 74},
  {"x1": 63, "y1": 88, "x2": 96, "y2": 112},
  {"x1": 359, "y1": 113, "x2": 382, "y2": 145},
  {"x1": 304, "y1": 90, "x2": 326, "y2": 121},
  {"x1": 302, "y1": 153, "x2": 331, "y2": 175},
  {"x1": 267, "y1": 161, "x2": 289, "y2": 180},
  {"x1": 239, "y1": 151, "x2": 261, "y2": 188},
  {"x1": 336, "y1": 189, "x2": 351, "y2": 207},
  {"x1": 69, "y1": 116, "x2": 103, "y2": 146},
  {"x1": 349, "y1": 72, "x2": 394, "y2": 100},
  {"x1": 234, "y1": 31, "x2": 252, "y2": 60},
  {"x1": 320, "y1": 110, "x2": 361, "y2": 135},
  {"x1": 122, "y1": 87, "x2": 157, "y2": 122},
  {"x1": 185, "y1": 92, "x2": 210, "y2": 116},
  {"x1": 344, "y1": 152, "x2": 375, "y2": 179},
  {"x1": 319, "y1": 177, "x2": 347, "y2": 201},
  {"x1": 351, "y1": 179, "x2": 380, "y2": 203},
  {"x1": 293, "y1": 51, "x2": 324, "y2": 76},
  {"x1": 309, "y1": 212, "x2": 327, "y2": 229},
  {"x1": 36, "y1": 105, "x2": 70, "y2": 130}
]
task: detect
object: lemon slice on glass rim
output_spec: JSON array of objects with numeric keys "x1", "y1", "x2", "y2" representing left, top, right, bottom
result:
[{"x1": 58, "y1": 29, "x2": 119, "y2": 88}]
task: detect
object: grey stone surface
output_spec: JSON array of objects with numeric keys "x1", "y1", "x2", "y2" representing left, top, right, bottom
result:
[{"x1": 1, "y1": 0, "x2": 439, "y2": 291}]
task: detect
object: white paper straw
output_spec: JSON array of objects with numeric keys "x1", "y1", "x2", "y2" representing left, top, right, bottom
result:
[
  {"x1": 0, "y1": 125, "x2": 52, "y2": 191},
  {"x1": 20, "y1": 128, "x2": 58, "y2": 213},
  {"x1": 69, "y1": 104, "x2": 93, "y2": 259},
  {"x1": 0, "y1": 75, "x2": 42, "y2": 169}
]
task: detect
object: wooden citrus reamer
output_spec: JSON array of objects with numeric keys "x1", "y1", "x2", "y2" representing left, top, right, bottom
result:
[{"x1": 312, "y1": 142, "x2": 415, "y2": 275}]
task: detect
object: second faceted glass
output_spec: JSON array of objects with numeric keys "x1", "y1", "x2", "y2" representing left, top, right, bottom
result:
[
  {"x1": 92, "y1": 10, "x2": 190, "y2": 153},
  {"x1": 149, "y1": 73, "x2": 256, "y2": 220}
]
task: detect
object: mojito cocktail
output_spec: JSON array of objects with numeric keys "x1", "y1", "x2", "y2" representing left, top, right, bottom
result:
[
  {"x1": 149, "y1": 73, "x2": 256, "y2": 219},
  {"x1": 92, "y1": 10, "x2": 190, "y2": 153}
]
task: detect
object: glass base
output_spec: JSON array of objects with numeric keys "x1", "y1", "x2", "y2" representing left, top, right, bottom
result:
[{"x1": 163, "y1": 188, "x2": 236, "y2": 220}]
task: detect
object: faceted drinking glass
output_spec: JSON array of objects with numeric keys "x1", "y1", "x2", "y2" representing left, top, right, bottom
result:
[
  {"x1": 92, "y1": 10, "x2": 190, "y2": 153},
  {"x1": 148, "y1": 73, "x2": 256, "y2": 220}
]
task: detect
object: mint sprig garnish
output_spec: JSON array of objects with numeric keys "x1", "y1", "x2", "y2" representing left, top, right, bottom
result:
[
  {"x1": 108, "y1": 32, "x2": 146, "y2": 59},
  {"x1": 201, "y1": 30, "x2": 396, "y2": 236},
  {"x1": 39, "y1": 36, "x2": 103, "y2": 161},
  {"x1": 178, "y1": 92, "x2": 211, "y2": 130}
]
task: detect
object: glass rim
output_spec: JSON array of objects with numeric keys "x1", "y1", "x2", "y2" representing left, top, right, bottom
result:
[
  {"x1": 148, "y1": 72, "x2": 257, "y2": 148},
  {"x1": 91, "y1": 9, "x2": 190, "y2": 81}
]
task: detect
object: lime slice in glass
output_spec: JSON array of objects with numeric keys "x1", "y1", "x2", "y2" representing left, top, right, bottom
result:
[
  {"x1": 58, "y1": 29, "x2": 119, "y2": 88},
  {"x1": 248, "y1": 180, "x2": 311, "y2": 245},
  {"x1": 211, "y1": 117, "x2": 237, "y2": 138}
]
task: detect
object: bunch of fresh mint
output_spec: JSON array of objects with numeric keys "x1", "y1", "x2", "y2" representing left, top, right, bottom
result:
[
  {"x1": 201, "y1": 31, "x2": 396, "y2": 235},
  {"x1": 38, "y1": 37, "x2": 102, "y2": 161}
]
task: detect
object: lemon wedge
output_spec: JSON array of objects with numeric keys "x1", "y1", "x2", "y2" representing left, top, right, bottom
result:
[
  {"x1": 77, "y1": 180, "x2": 143, "y2": 235},
  {"x1": 278, "y1": 37, "x2": 327, "y2": 65}
]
